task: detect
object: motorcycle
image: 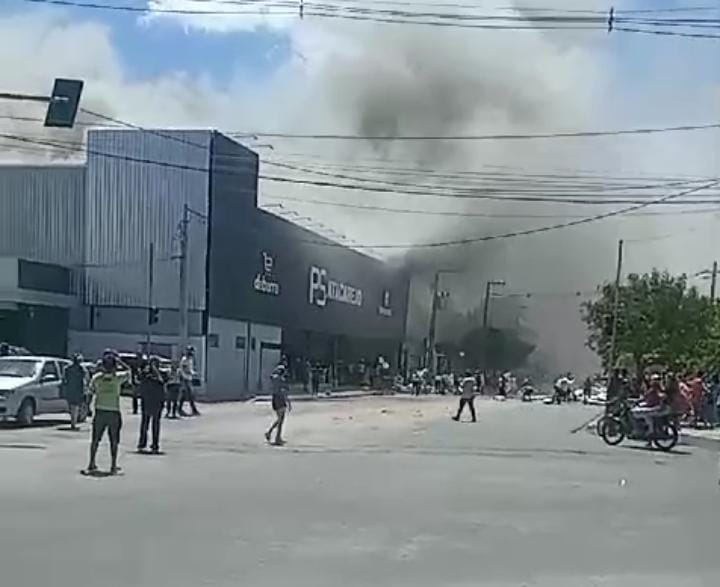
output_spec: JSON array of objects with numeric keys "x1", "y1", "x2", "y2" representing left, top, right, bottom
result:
[{"x1": 597, "y1": 399, "x2": 679, "y2": 452}]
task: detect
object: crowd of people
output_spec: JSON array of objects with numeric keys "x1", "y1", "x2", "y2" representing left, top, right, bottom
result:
[
  {"x1": 607, "y1": 368, "x2": 719, "y2": 429},
  {"x1": 59, "y1": 346, "x2": 200, "y2": 475}
]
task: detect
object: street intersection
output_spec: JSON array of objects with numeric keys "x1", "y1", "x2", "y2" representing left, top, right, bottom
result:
[{"x1": 1, "y1": 396, "x2": 718, "y2": 587}]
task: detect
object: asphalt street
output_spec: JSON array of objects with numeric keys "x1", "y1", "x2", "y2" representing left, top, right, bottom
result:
[{"x1": 0, "y1": 396, "x2": 718, "y2": 587}]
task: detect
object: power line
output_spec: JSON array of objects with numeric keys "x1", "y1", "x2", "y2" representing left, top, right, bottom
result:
[
  {"x1": 230, "y1": 121, "x2": 720, "y2": 141},
  {"x1": 3, "y1": 127, "x2": 719, "y2": 249},
  {"x1": 21, "y1": 0, "x2": 720, "y2": 37},
  {"x1": 5, "y1": 131, "x2": 720, "y2": 207},
  {"x1": 262, "y1": 194, "x2": 720, "y2": 219}
]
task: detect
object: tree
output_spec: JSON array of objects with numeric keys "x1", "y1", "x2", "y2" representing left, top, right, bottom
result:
[{"x1": 582, "y1": 269, "x2": 717, "y2": 372}]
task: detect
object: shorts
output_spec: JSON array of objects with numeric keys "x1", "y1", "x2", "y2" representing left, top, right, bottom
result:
[
  {"x1": 92, "y1": 409, "x2": 122, "y2": 444},
  {"x1": 271, "y1": 396, "x2": 287, "y2": 412}
]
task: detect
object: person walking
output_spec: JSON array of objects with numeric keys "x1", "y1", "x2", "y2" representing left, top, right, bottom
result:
[
  {"x1": 84, "y1": 350, "x2": 129, "y2": 475},
  {"x1": 265, "y1": 365, "x2": 291, "y2": 445},
  {"x1": 178, "y1": 346, "x2": 200, "y2": 417},
  {"x1": 452, "y1": 371, "x2": 477, "y2": 422},
  {"x1": 165, "y1": 360, "x2": 181, "y2": 419},
  {"x1": 137, "y1": 357, "x2": 166, "y2": 454},
  {"x1": 62, "y1": 354, "x2": 87, "y2": 431},
  {"x1": 582, "y1": 376, "x2": 593, "y2": 405}
]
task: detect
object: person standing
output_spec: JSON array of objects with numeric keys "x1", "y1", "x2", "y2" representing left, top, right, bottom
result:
[
  {"x1": 85, "y1": 350, "x2": 129, "y2": 475},
  {"x1": 137, "y1": 357, "x2": 166, "y2": 454},
  {"x1": 165, "y1": 360, "x2": 181, "y2": 419},
  {"x1": 265, "y1": 365, "x2": 291, "y2": 445},
  {"x1": 582, "y1": 376, "x2": 593, "y2": 405},
  {"x1": 311, "y1": 363, "x2": 321, "y2": 396},
  {"x1": 131, "y1": 351, "x2": 145, "y2": 415},
  {"x1": 62, "y1": 354, "x2": 87, "y2": 431},
  {"x1": 498, "y1": 374, "x2": 507, "y2": 398},
  {"x1": 452, "y1": 371, "x2": 477, "y2": 423},
  {"x1": 178, "y1": 346, "x2": 200, "y2": 417}
]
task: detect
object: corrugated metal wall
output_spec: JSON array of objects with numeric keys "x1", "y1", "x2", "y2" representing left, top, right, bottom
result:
[
  {"x1": 84, "y1": 129, "x2": 211, "y2": 309},
  {"x1": 0, "y1": 164, "x2": 85, "y2": 266}
]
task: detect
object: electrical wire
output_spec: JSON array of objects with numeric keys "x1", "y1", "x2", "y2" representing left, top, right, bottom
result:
[
  {"x1": 4, "y1": 131, "x2": 720, "y2": 207},
  {"x1": 228, "y1": 122, "x2": 720, "y2": 141},
  {"x1": 3, "y1": 126, "x2": 719, "y2": 249},
  {"x1": 261, "y1": 194, "x2": 720, "y2": 219},
  {"x1": 20, "y1": 0, "x2": 720, "y2": 38}
]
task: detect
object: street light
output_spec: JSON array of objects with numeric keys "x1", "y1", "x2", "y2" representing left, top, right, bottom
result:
[{"x1": 482, "y1": 279, "x2": 506, "y2": 329}]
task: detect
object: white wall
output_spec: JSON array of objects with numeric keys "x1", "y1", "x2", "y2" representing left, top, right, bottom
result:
[
  {"x1": 205, "y1": 317, "x2": 248, "y2": 401},
  {"x1": 247, "y1": 322, "x2": 282, "y2": 395}
]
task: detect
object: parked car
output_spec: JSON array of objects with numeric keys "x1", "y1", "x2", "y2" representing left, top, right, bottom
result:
[{"x1": 0, "y1": 356, "x2": 85, "y2": 425}]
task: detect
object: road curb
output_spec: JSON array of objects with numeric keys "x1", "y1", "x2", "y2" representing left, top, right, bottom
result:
[{"x1": 681, "y1": 433, "x2": 720, "y2": 450}]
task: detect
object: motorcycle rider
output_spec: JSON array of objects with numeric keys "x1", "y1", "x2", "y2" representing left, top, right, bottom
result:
[{"x1": 631, "y1": 373, "x2": 665, "y2": 444}]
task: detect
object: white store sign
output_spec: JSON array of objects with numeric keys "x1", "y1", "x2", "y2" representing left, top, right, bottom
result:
[{"x1": 308, "y1": 265, "x2": 363, "y2": 308}]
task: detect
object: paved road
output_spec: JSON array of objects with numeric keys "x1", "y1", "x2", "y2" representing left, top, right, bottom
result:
[{"x1": 0, "y1": 396, "x2": 718, "y2": 586}]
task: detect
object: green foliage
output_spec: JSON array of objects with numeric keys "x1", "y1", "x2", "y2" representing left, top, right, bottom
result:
[{"x1": 582, "y1": 269, "x2": 719, "y2": 372}]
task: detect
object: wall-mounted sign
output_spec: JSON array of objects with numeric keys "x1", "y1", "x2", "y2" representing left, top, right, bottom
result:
[
  {"x1": 253, "y1": 251, "x2": 280, "y2": 296},
  {"x1": 309, "y1": 265, "x2": 363, "y2": 308},
  {"x1": 378, "y1": 289, "x2": 392, "y2": 317}
]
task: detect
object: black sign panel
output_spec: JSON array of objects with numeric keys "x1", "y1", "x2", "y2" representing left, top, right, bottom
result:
[
  {"x1": 206, "y1": 137, "x2": 409, "y2": 341},
  {"x1": 44, "y1": 78, "x2": 84, "y2": 128}
]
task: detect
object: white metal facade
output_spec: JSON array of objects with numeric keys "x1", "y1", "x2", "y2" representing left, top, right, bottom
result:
[
  {"x1": 0, "y1": 164, "x2": 85, "y2": 267},
  {"x1": 83, "y1": 129, "x2": 211, "y2": 309}
]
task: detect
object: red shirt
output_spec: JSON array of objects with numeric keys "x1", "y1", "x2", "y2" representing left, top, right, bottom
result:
[{"x1": 642, "y1": 382, "x2": 663, "y2": 407}]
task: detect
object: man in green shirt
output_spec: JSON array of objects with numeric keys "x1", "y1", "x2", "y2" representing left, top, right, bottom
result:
[{"x1": 85, "y1": 350, "x2": 129, "y2": 475}]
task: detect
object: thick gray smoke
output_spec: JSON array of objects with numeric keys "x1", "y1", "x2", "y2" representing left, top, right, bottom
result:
[
  {"x1": 2, "y1": 3, "x2": 719, "y2": 374},
  {"x1": 270, "y1": 8, "x2": 719, "y2": 374}
]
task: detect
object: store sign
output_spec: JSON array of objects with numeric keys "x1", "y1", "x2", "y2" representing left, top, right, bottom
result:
[
  {"x1": 378, "y1": 289, "x2": 393, "y2": 317},
  {"x1": 253, "y1": 251, "x2": 280, "y2": 296},
  {"x1": 309, "y1": 265, "x2": 363, "y2": 308}
]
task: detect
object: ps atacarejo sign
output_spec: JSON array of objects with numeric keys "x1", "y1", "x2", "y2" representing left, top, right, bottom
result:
[
  {"x1": 309, "y1": 265, "x2": 363, "y2": 308},
  {"x1": 253, "y1": 251, "x2": 280, "y2": 296}
]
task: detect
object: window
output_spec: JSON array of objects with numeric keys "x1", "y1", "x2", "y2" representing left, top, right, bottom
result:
[
  {"x1": 235, "y1": 336, "x2": 246, "y2": 350},
  {"x1": 40, "y1": 361, "x2": 59, "y2": 381},
  {"x1": 208, "y1": 334, "x2": 219, "y2": 348}
]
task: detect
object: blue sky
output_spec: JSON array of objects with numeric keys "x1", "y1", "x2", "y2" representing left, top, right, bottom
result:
[
  {"x1": 4, "y1": 0, "x2": 293, "y2": 83},
  {"x1": 5, "y1": 0, "x2": 718, "y2": 90}
]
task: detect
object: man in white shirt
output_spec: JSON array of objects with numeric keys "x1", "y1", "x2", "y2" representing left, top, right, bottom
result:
[
  {"x1": 178, "y1": 346, "x2": 200, "y2": 416},
  {"x1": 452, "y1": 371, "x2": 477, "y2": 423}
]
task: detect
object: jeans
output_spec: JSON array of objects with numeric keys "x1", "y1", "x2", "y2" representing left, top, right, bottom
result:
[
  {"x1": 139, "y1": 402, "x2": 162, "y2": 451},
  {"x1": 165, "y1": 383, "x2": 180, "y2": 417},
  {"x1": 178, "y1": 380, "x2": 199, "y2": 415},
  {"x1": 455, "y1": 397, "x2": 476, "y2": 421}
]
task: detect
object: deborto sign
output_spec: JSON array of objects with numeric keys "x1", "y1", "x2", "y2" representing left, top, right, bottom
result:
[{"x1": 308, "y1": 265, "x2": 363, "y2": 308}]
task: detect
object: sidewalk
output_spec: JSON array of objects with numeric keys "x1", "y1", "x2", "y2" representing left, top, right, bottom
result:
[{"x1": 681, "y1": 426, "x2": 720, "y2": 449}]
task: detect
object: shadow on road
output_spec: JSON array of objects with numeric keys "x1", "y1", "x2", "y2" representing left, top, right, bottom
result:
[
  {"x1": 0, "y1": 418, "x2": 69, "y2": 431},
  {"x1": 622, "y1": 445, "x2": 693, "y2": 456}
]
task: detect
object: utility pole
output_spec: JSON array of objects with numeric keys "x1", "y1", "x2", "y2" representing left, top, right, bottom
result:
[
  {"x1": 482, "y1": 281, "x2": 492, "y2": 329},
  {"x1": 608, "y1": 239, "x2": 624, "y2": 370},
  {"x1": 426, "y1": 271, "x2": 441, "y2": 378},
  {"x1": 177, "y1": 204, "x2": 190, "y2": 358},
  {"x1": 145, "y1": 242, "x2": 154, "y2": 354},
  {"x1": 711, "y1": 260, "x2": 718, "y2": 302},
  {"x1": 482, "y1": 279, "x2": 506, "y2": 329}
]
